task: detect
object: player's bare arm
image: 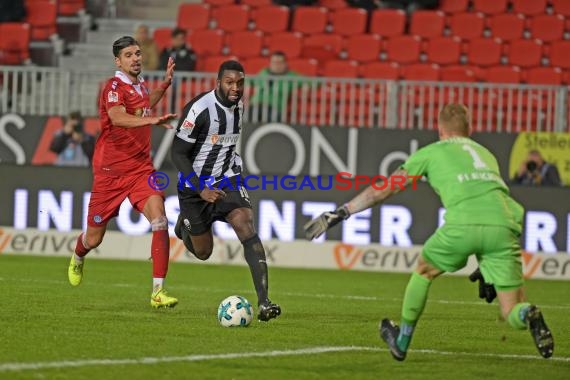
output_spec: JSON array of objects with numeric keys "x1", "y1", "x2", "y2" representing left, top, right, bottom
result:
[
  {"x1": 108, "y1": 105, "x2": 176, "y2": 129},
  {"x1": 149, "y1": 56, "x2": 175, "y2": 108},
  {"x1": 304, "y1": 168, "x2": 412, "y2": 240},
  {"x1": 347, "y1": 168, "x2": 410, "y2": 215}
]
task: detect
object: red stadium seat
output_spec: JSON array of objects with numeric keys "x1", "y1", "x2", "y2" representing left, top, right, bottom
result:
[
  {"x1": 302, "y1": 33, "x2": 344, "y2": 62},
  {"x1": 441, "y1": 65, "x2": 478, "y2": 82},
  {"x1": 511, "y1": 0, "x2": 547, "y2": 16},
  {"x1": 265, "y1": 32, "x2": 303, "y2": 58},
  {"x1": 288, "y1": 58, "x2": 319, "y2": 76},
  {"x1": 243, "y1": 56, "x2": 269, "y2": 74},
  {"x1": 507, "y1": 39, "x2": 543, "y2": 68},
  {"x1": 410, "y1": 11, "x2": 445, "y2": 39},
  {"x1": 484, "y1": 66, "x2": 522, "y2": 84},
  {"x1": 359, "y1": 62, "x2": 400, "y2": 79},
  {"x1": 402, "y1": 64, "x2": 440, "y2": 81},
  {"x1": 153, "y1": 28, "x2": 172, "y2": 52},
  {"x1": 319, "y1": 0, "x2": 348, "y2": 9},
  {"x1": 370, "y1": 9, "x2": 406, "y2": 38},
  {"x1": 323, "y1": 60, "x2": 359, "y2": 78},
  {"x1": 25, "y1": 0, "x2": 57, "y2": 40},
  {"x1": 241, "y1": 0, "x2": 272, "y2": 7},
  {"x1": 203, "y1": 55, "x2": 239, "y2": 72},
  {"x1": 58, "y1": 0, "x2": 85, "y2": 15},
  {"x1": 292, "y1": 7, "x2": 328, "y2": 34},
  {"x1": 449, "y1": 12, "x2": 485, "y2": 40},
  {"x1": 472, "y1": 0, "x2": 507, "y2": 14},
  {"x1": 204, "y1": 0, "x2": 234, "y2": 6},
  {"x1": 385, "y1": 36, "x2": 421, "y2": 64},
  {"x1": 467, "y1": 38, "x2": 502, "y2": 67},
  {"x1": 552, "y1": 0, "x2": 570, "y2": 16},
  {"x1": 526, "y1": 67, "x2": 563, "y2": 85},
  {"x1": 439, "y1": 0, "x2": 468, "y2": 13},
  {"x1": 188, "y1": 29, "x2": 224, "y2": 56},
  {"x1": 227, "y1": 31, "x2": 263, "y2": 58},
  {"x1": 530, "y1": 15, "x2": 564, "y2": 43},
  {"x1": 177, "y1": 3, "x2": 210, "y2": 31},
  {"x1": 251, "y1": 6, "x2": 289, "y2": 34},
  {"x1": 330, "y1": 8, "x2": 368, "y2": 36},
  {"x1": 346, "y1": 34, "x2": 381, "y2": 63},
  {"x1": 212, "y1": 5, "x2": 250, "y2": 32},
  {"x1": 0, "y1": 23, "x2": 31, "y2": 65},
  {"x1": 489, "y1": 13, "x2": 525, "y2": 41},
  {"x1": 425, "y1": 37, "x2": 461, "y2": 65},
  {"x1": 550, "y1": 41, "x2": 570, "y2": 69}
]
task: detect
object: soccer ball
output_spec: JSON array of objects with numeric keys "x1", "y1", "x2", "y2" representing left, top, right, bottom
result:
[{"x1": 217, "y1": 295, "x2": 254, "y2": 327}]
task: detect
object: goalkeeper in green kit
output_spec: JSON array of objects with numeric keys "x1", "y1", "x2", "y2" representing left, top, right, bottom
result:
[{"x1": 304, "y1": 104, "x2": 554, "y2": 360}]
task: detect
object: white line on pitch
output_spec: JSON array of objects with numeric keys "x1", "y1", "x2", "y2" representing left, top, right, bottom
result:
[{"x1": 1, "y1": 345, "x2": 569, "y2": 372}]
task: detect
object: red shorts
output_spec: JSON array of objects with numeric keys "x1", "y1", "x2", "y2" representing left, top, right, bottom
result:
[{"x1": 87, "y1": 171, "x2": 164, "y2": 227}]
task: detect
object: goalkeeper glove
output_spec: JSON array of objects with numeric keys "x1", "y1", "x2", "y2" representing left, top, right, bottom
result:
[
  {"x1": 304, "y1": 205, "x2": 350, "y2": 240},
  {"x1": 469, "y1": 267, "x2": 497, "y2": 304}
]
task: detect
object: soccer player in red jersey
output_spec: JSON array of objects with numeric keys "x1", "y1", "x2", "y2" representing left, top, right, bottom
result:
[{"x1": 67, "y1": 36, "x2": 179, "y2": 308}]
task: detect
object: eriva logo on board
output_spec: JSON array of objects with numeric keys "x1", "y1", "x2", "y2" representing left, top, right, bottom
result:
[
  {"x1": 522, "y1": 250, "x2": 542, "y2": 279},
  {"x1": 334, "y1": 244, "x2": 363, "y2": 270},
  {"x1": 333, "y1": 243, "x2": 420, "y2": 271}
]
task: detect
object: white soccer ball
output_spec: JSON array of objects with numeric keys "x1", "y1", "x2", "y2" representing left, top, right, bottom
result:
[{"x1": 217, "y1": 295, "x2": 254, "y2": 327}]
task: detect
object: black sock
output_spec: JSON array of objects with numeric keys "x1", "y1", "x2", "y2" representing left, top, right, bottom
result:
[{"x1": 242, "y1": 234, "x2": 269, "y2": 306}]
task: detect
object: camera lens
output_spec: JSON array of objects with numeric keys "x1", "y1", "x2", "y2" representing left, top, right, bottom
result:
[{"x1": 526, "y1": 161, "x2": 537, "y2": 172}]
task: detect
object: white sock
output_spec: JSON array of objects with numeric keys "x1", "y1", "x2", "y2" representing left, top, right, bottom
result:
[
  {"x1": 74, "y1": 253, "x2": 84, "y2": 262},
  {"x1": 153, "y1": 278, "x2": 164, "y2": 290}
]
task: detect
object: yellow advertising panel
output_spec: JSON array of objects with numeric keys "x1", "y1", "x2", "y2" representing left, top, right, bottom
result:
[{"x1": 509, "y1": 132, "x2": 570, "y2": 185}]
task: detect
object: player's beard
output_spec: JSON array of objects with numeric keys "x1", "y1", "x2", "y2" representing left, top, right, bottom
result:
[{"x1": 221, "y1": 88, "x2": 241, "y2": 106}]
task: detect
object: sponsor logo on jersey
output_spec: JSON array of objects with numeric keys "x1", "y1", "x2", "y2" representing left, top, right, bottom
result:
[
  {"x1": 107, "y1": 91, "x2": 119, "y2": 103},
  {"x1": 210, "y1": 134, "x2": 240, "y2": 146},
  {"x1": 182, "y1": 120, "x2": 194, "y2": 129}
]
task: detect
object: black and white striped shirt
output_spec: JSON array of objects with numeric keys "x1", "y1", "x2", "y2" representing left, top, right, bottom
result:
[{"x1": 172, "y1": 90, "x2": 243, "y2": 187}]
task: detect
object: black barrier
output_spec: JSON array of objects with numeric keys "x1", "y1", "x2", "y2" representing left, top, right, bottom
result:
[{"x1": 0, "y1": 164, "x2": 568, "y2": 253}]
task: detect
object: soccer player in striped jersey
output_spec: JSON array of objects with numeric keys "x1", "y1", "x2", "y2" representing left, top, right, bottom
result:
[{"x1": 171, "y1": 60, "x2": 281, "y2": 322}]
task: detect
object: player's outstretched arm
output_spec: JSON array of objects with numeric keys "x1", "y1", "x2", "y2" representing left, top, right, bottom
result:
[
  {"x1": 149, "y1": 57, "x2": 175, "y2": 108},
  {"x1": 108, "y1": 106, "x2": 176, "y2": 129},
  {"x1": 304, "y1": 169, "x2": 412, "y2": 240}
]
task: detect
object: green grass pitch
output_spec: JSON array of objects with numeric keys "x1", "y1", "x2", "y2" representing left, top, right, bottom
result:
[{"x1": 0, "y1": 255, "x2": 568, "y2": 380}]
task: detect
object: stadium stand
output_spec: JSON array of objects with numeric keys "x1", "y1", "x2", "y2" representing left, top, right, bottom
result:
[{"x1": 2, "y1": 0, "x2": 570, "y2": 130}]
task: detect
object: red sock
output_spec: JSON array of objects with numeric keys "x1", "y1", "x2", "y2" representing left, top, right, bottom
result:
[
  {"x1": 75, "y1": 233, "x2": 90, "y2": 257},
  {"x1": 151, "y1": 230, "x2": 170, "y2": 278}
]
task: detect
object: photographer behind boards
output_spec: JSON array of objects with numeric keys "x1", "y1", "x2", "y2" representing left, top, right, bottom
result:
[{"x1": 512, "y1": 150, "x2": 562, "y2": 186}]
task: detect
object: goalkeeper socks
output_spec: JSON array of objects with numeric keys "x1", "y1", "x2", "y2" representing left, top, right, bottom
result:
[
  {"x1": 397, "y1": 272, "x2": 432, "y2": 351},
  {"x1": 507, "y1": 302, "x2": 531, "y2": 330},
  {"x1": 242, "y1": 234, "x2": 269, "y2": 306},
  {"x1": 397, "y1": 322, "x2": 415, "y2": 352},
  {"x1": 74, "y1": 233, "x2": 90, "y2": 258}
]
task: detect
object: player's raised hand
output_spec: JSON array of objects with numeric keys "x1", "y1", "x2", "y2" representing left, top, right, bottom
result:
[
  {"x1": 154, "y1": 113, "x2": 177, "y2": 129},
  {"x1": 164, "y1": 56, "x2": 175, "y2": 84},
  {"x1": 304, "y1": 205, "x2": 350, "y2": 240},
  {"x1": 200, "y1": 188, "x2": 226, "y2": 203}
]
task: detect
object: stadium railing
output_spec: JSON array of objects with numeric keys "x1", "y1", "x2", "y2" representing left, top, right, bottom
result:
[{"x1": 0, "y1": 66, "x2": 567, "y2": 132}]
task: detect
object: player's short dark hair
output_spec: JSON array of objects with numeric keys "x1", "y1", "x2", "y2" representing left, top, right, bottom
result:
[
  {"x1": 112, "y1": 36, "x2": 139, "y2": 57},
  {"x1": 217, "y1": 60, "x2": 245, "y2": 79},
  {"x1": 171, "y1": 28, "x2": 186, "y2": 38}
]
